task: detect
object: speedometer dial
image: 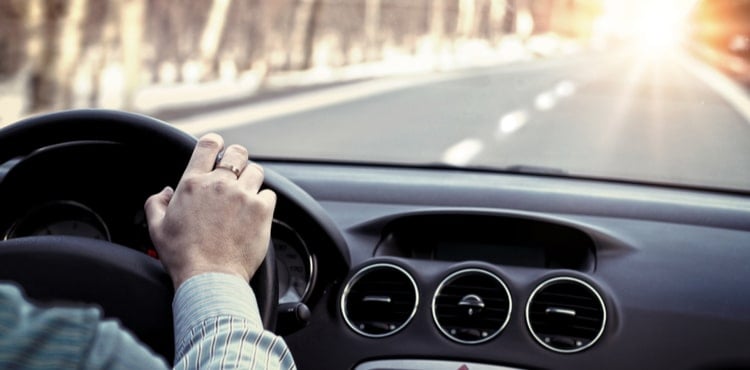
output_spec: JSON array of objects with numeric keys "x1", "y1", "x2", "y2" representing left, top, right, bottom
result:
[
  {"x1": 4, "y1": 201, "x2": 110, "y2": 241},
  {"x1": 273, "y1": 221, "x2": 313, "y2": 304}
]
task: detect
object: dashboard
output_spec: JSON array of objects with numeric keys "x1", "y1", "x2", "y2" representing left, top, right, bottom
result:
[{"x1": 2, "y1": 140, "x2": 750, "y2": 369}]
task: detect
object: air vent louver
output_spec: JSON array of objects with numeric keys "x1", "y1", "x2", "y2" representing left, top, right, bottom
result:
[
  {"x1": 341, "y1": 264, "x2": 418, "y2": 337},
  {"x1": 432, "y1": 269, "x2": 512, "y2": 344},
  {"x1": 526, "y1": 277, "x2": 606, "y2": 353}
]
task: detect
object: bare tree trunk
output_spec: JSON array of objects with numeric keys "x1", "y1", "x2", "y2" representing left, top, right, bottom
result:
[
  {"x1": 28, "y1": 0, "x2": 62, "y2": 112},
  {"x1": 200, "y1": 0, "x2": 233, "y2": 79},
  {"x1": 489, "y1": 0, "x2": 508, "y2": 43},
  {"x1": 0, "y1": 1, "x2": 26, "y2": 79},
  {"x1": 91, "y1": 3, "x2": 118, "y2": 107},
  {"x1": 283, "y1": 1, "x2": 300, "y2": 70},
  {"x1": 503, "y1": 0, "x2": 516, "y2": 33},
  {"x1": 120, "y1": 0, "x2": 145, "y2": 110},
  {"x1": 23, "y1": 0, "x2": 44, "y2": 76},
  {"x1": 301, "y1": 0, "x2": 322, "y2": 70},
  {"x1": 430, "y1": 0, "x2": 446, "y2": 39},
  {"x1": 364, "y1": 0, "x2": 381, "y2": 61},
  {"x1": 286, "y1": 0, "x2": 319, "y2": 70},
  {"x1": 56, "y1": 0, "x2": 87, "y2": 108},
  {"x1": 456, "y1": 0, "x2": 477, "y2": 38}
]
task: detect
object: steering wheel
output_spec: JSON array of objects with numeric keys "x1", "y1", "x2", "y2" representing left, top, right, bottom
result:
[{"x1": 0, "y1": 110, "x2": 284, "y2": 364}]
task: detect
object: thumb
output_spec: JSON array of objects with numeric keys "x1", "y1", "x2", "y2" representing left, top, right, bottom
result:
[{"x1": 144, "y1": 186, "x2": 174, "y2": 229}]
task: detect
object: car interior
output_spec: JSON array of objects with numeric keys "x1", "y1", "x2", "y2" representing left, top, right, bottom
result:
[
  {"x1": 2, "y1": 0, "x2": 750, "y2": 368},
  {"x1": 0, "y1": 109, "x2": 749, "y2": 370}
]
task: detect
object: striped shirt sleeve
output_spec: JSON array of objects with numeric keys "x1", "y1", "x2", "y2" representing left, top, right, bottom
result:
[
  {"x1": 172, "y1": 273, "x2": 296, "y2": 370},
  {"x1": 0, "y1": 283, "x2": 169, "y2": 370}
]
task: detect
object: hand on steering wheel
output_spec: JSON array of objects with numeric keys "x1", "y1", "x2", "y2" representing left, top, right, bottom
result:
[{"x1": 145, "y1": 133, "x2": 276, "y2": 289}]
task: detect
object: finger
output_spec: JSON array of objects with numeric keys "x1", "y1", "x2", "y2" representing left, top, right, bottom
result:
[
  {"x1": 214, "y1": 144, "x2": 249, "y2": 180},
  {"x1": 257, "y1": 188, "x2": 277, "y2": 214},
  {"x1": 239, "y1": 161, "x2": 265, "y2": 192},
  {"x1": 184, "y1": 133, "x2": 224, "y2": 176},
  {"x1": 144, "y1": 186, "x2": 174, "y2": 229}
]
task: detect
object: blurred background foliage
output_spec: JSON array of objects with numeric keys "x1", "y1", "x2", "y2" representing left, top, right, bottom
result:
[{"x1": 0, "y1": 0, "x2": 601, "y2": 122}]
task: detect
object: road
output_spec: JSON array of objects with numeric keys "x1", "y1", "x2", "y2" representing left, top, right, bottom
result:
[{"x1": 206, "y1": 47, "x2": 750, "y2": 191}]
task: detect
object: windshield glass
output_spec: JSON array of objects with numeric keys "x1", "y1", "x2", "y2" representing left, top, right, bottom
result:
[{"x1": 1, "y1": 0, "x2": 749, "y2": 191}]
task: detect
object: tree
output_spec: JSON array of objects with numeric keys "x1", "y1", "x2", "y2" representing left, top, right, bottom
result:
[
  {"x1": 488, "y1": 0, "x2": 508, "y2": 43},
  {"x1": 27, "y1": 0, "x2": 61, "y2": 112},
  {"x1": 120, "y1": 0, "x2": 145, "y2": 109},
  {"x1": 364, "y1": 0, "x2": 382, "y2": 60},
  {"x1": 456, "y1": 0, "x2": 477, "y2": 38},
  {"x1": 56, "y1": 0, "x2": 87, "y2": 108},
  {"x1": 430, "y1": 0, "x2": 446, "y2": 51},
  {"x1": 0, "y1": 0, "x2": 26, "y2": 79},
  {"x1": 199, "y1": 0, "x2": 233, "y2": 78},
  {"x1": 286, "y1": 0, "x2": 322, "y2": 70},
  {"x1": 301, "y1": 0, "x2": 322, "y2": 69}
]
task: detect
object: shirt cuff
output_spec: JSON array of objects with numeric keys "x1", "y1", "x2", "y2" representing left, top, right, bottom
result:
[{"x1": 172, "y1": 273, "x2": 263, "y2": 348}]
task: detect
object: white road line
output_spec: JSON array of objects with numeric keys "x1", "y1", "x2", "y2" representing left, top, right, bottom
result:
[
  {"x1": 555, "y1": 80, "x2": 577, "y2": 97},
  {"x1": 496, "y1": 110, "x2": 529, "y2": 136},
  {"x1": 442, "y1": 138, "x2": 483, "y2": 166},
  {"x1": 678, "y1": 52, "x2": 750, "y2": 125},
  {"x1": 534, "y1": 92, "x2": 557, "y2": 111}
]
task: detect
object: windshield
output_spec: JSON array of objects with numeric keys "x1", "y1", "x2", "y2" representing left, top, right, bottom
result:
[{"x1": 1, "y1": 0, "x2": 749, "y2": 191}]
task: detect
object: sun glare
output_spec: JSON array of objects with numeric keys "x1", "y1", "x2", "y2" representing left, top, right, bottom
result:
[
  {"x1": 636, "y1": 11, "x2": 681, "y2": 51},
  {"x1": 599, "y1": 0, "x2": 695, "y2": 54}
]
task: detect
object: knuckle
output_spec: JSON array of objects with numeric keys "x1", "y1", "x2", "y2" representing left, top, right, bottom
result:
[
  {"x1": 197, "y1": 133, "x2": 223, "y2": 150},
  {"x1": 145, "y1": 192, "x2": 158, "y2": 203},
  {"x1": 252, "y1": 194, "x2": 275, "y2": 216},
  {"x1": 227, "y1": 144, "x2": 249, "y2": 157},
  {"x1": 181, "y1": 176, "x2": 201, "y2": 193},
  {"x1": 213, "y1": 178, "x2": 232, "y2": 194},
  {"x1": 244, "y1": 162, "x2": 265, "y2": 181},
  {"x1": 262, "y1": 189, "x2": 277, "y2": 205},
  {"x1": 249, "y1": 162, "x2": 264, "y2": 175},
  {"x1": 230, "y1": 189, "x2": 250, "y2": 203}
]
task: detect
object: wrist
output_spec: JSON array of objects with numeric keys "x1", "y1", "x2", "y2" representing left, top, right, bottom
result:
[{"x1": 171, "y1": 267, "x2": 249, "y2": 290}]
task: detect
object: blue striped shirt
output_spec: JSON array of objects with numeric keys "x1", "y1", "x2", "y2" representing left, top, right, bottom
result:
[{"x1": 0, "y1": 273, "x2": 296, "y2": 369}]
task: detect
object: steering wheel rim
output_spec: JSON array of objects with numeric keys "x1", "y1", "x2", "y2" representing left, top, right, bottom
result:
[{"x1": 0, "y1": 109, "x2": 279, "y2": 363}]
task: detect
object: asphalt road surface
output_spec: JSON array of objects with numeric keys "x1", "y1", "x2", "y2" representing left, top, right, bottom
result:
[{"x1": 213, "y1": 47, "x2": 750, "y2": 192}]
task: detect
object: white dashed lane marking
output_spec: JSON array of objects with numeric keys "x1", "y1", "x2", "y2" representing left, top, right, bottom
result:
[
  {"x1": 496, "y1": 110, "x2": 529, "y2": 136},
  {"x1": 442, "y1": 78, "x2": 579, "y2": 165},
  {"x1": 441, "y1": 138, "x2": 484, "y2": 166}
]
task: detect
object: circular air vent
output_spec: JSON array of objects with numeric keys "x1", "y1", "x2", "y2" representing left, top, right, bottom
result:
[
  {"x1": 432, "y1": 269, "x2": 512, "y2": 344},
  {"x1": 526, "y1": 276, "x2": 606, "y2": 353},
  {"x1": 341, "y1": 263, "x2": 418, "y2": 337}
]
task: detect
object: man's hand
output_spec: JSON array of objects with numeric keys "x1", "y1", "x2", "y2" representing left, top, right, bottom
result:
[{"x1": 144, "y1": 133, "x2": 276, "y2": 289}]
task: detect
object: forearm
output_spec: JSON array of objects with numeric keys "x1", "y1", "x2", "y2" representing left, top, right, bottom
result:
[{"x1": 0, "y1": 283, "x2": 169, "y2": 370}]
